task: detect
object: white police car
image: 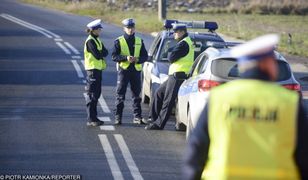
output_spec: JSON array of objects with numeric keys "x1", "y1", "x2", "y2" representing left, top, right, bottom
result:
[
  {"x1": 176, "y1": 47, "x2": 302, "y2": 138},
  {"x1": 141, "y1": 20, "x2": 225, "y2": 104}
]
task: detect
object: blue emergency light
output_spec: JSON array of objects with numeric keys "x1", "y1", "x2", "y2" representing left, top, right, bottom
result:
[{"x1": 163, "y1": 19, "x2": 218, "y2": 31}]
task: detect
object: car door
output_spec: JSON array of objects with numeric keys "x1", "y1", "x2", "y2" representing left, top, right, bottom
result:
[
  {"x1": 142, "y1": 34, "x2": 162, "y2": 99},
  {"x1": 177, "y1": 52, "x2": 208, "y2": 125}
]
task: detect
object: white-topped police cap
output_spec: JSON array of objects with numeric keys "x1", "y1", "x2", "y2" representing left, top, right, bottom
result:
[
  {"x1": 172, "y1": 23, "x2": 187, "y2": 31},
  {"x1": 122, "y1": 18, "x2": 135, "y2": 27},
  {"x1": 87, "y1": 19, "x2": 103, "y2": 30},
  {"x1": 231, "y1": 34, "x2": 279, "y2": 64}
]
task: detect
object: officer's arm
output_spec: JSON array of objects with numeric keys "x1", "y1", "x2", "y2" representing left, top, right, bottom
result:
[
  {"x1": 87, "y1": 39, "x2": 105, "y2": 60},
  {"x1": 294, "y1": 98, "x2": 308, "y2": 179},
  {"x1": 169, "y1": 41, "x2": 189, "y2": 63},
  {"x1": 101, "y1": 43, "x2": 109, "y2": 57},
  {"x1": 136, "y1": 40, "x2": 148, "y2": 64},
  {"x1": 111, "y1": 39, "x2": 127, "y2": 62},
  {"x1": 183, "y1": 103, "x2": 210, "y2": 180}
]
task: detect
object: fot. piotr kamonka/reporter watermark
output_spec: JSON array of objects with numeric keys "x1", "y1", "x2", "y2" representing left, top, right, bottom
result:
[{"x1": 0, "y1": 174, "x2": 81, "y2": 180}]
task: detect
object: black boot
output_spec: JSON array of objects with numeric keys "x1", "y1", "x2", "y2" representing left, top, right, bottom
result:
[
  {"x1": 114, "y1": 115, "x2": 122, "y2": 125},
  {"x1": 145, "y1": 123, "x2": 161, "y2": 130}
]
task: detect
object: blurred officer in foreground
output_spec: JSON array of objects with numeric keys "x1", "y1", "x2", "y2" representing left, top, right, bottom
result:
[
  {"x1": 84, "y1": 19, "x2": 108, "y2": 127},
  {"x1": 112, "y1": 18, "x2": 148, "y2": 125},
  {"x1": 145, "y1": 24, "x2": 194, "y2": 130},
  {"x1": 183, "y1": 34, "x2": 307, "y2": 179}
]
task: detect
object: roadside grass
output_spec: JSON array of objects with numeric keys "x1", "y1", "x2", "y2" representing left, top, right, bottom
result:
[{"x1": 22, "y1": 0, "x2": 308, "y2": 57}]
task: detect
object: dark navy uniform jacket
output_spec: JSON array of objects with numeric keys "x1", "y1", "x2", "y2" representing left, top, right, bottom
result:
[
  {"x1": 169, "y1": 32, "x2": 189, "y2": 63},
  {"x1": 183, "y1": 68, "x2": 308, "y2": 180},
  {"x1": 111, "y1": 33, "x2": 148, "y2": 71}
]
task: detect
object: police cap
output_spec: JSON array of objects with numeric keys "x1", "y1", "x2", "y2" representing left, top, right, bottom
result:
[
  {"x1": 231, "y1": 34, "x2": 279, "y2": 64},
  {"x1": 87, "y1": 19, "x2": 103, "y2": 30},
  {"x1": 172, "y1": 23, "x2": 187, "y2": 32},
  {"x1": 122, "y1": 18, "x2": 135, "y2": 28}
]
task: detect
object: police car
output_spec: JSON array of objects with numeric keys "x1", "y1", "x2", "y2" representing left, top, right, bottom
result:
[
  {"x1": 176, "y1": 47, "x2": 302, "y2": 137},
  {"x1": 141, "y1": 20, "x2": 225, "y2": 104}
]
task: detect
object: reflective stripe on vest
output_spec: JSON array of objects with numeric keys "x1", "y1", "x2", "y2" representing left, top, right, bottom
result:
[
  {"x1": 168, "y1": 36, "x2": 194, "y2": 75},
  {"x1": 118, "y1": 36, "x2": 142, "y2": 71},
  {"x1": 83, "y1": 35, "x2": 106, "y2": 70},
  {"x1": 202, "y1": 80, "x2": 299, "y2": 180}
]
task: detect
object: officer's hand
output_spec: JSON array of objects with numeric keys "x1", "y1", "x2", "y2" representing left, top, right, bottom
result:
[
  {"x1": 126, "y1": 56, "x2": 131, "y2": 61},
  {"x1": 128, "y1": 56, "x2": 135, "y2": 63},
  {"x1": 131, "y1": 57, "x2": 137, "y2": 62}
]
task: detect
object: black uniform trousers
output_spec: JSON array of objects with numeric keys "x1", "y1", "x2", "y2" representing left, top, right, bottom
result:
[
  {"x1": 151, "y1": 75, "x2": 184, "y2": 129},
  {"x1": 115, "y1": 68, "x2": 142, "y2": 119},
  {"x1": 85, "y1": 69, "x2": 102, "y2": 122}
]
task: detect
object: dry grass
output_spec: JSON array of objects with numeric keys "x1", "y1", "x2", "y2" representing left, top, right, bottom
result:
[{"x1": 22, "y1": 0, "x2": 308, "y2": 57}]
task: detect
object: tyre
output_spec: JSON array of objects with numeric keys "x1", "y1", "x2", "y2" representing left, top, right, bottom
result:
[
  {"x1": 186, "y1": 108, "x2": 193, "y2": 139},
  {"x1": 175, "y1": 101, "x2": 186, "y2": 131},
  {"x1": 141, "y1": 76, "x2": 150, "y2": 104}
]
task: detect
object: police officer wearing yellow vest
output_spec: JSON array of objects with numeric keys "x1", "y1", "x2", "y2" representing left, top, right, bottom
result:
[
  {"x1": 84, "y1": 19, "x2": 108, "y2": 127},
  {"x1": 145, "y1": 24, "x2": 194, "y2": 130},
  {"x1": 112, "y1": 18, "x2": 148, "y2": 125},
  {"x1": 183, "y1": 34, "x2": 308, "y2": 179}
]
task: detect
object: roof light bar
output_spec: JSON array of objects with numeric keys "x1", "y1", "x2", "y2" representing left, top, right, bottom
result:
[{"x1": 164, "y1": 19, "x2": 218, "y2": 31}]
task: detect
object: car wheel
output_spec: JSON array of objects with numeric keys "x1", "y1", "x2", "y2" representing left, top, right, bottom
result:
[
  {"x1": 141, "y1": 77, "x2": 150, "y2": 104},
  {"x1": 186, "y1": 108, "x2": 193, "y2": 139},
  {"x1": 175, "y1": 101, "x2": 186, "y2": 131}
]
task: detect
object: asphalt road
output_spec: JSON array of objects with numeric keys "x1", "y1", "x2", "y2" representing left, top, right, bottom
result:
[
  {"x1": 0, "y1": 1, "x2": 186, "y2": 179},
  {"x1": 1, "y1": 1, "x2": 307, "y2": 180}
]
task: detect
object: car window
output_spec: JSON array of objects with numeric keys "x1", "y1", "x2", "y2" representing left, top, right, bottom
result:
[
  {"x1": 192, "y1": 54, "x2": 209, "y2": 76},
  {"x1": 211, "y1": 58, "x2": 292, "y2": 81},
  {"x1": 159, "y1": 38, "x2": 177, "y2": 61},
  {"x1": 188, "y1": 53, "x2": 203, "y2": 77},
  {"x1": 148, "y1": 34, "x2": 162, "y2": 56},
  {"x1": 276, "y1": 61, "x2": 292, "y2": 81},
  {"x1": 157, "y1": 36, "x2": 223, "y2": 62},
  {"x1": 152, "y1": 38, "x2": 162, "y2": 61},
  {"x1": 211, "y1": 58, "x2": 239, "y2": 79}
]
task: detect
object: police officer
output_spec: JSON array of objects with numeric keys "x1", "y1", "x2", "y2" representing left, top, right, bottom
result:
[
  {"x1": 145, "y1": 24, "x2": 194, "y2": 130},
  {"x1": 84, "y1": 19, "x2": 108, "y2": 127},
  {"x1": 183, "y1": 34, "x2": 308, "y2": 179},
  {"x1": 112, "y1": 18, "x2": 148, "y2": 125}
]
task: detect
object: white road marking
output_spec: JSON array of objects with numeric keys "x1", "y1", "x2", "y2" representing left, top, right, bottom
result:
[
  {"x1": 54, "y1": 39, "x2": 63, "y2": 42},
  {"x1": 83, "y1": 93, "x2": 88, "y2": 100},
  {"x1": 98, "y1": 134, "x2": 124, "y2": 180},
  {"x1": 99, "y1": 95, "x2": 111, "y2": 113},
  {"x1": 71, "y1": 60, "x2": 84, "y2": 78},
  {"x1": 72, "y1": 55, "x2": 82, "y2": 59},
  {"x1": 100, "y1": 125, "x2": 115, "y2": 131},
  {"x1": 56, "y1": 42, "x2": 71, "y2": 55},
  {"x1": 114, "y1": 134, "x2": 144, "y2": 180},
  {"x1": 82, "y1": 92, "x2": 111, "y2": 113},
  {"x1": 98, "y1": 116, "x2": 111, "y2": 122},
  {"x1": 1, "y1": 13, "x2": 52, "y2": 38},
  {"x1": 0, "y1": 13, "x2": 60, "y2": 38},
  {"x1": 64, "y1": 42, "x2": 80, "y2": 55},
  {"x1": 54, "y1": 38, "x2": 63, "y2": 41}
]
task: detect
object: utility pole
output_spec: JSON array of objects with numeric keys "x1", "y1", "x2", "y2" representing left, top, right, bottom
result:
[{"x1": 158, "y1": 0, "x2": 166, "y2": 21}]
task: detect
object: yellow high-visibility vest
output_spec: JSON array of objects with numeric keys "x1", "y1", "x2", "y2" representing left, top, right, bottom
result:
[
  {"x1": 83, "y1": 35, "x2": 106, "y2": 70},
  {"x1": 118, "y1": 36, "x2": 142, "y2": 71},
  {"x1": 168, "y1": 36, "x2": 194, "y2": 75},
  {"x1": 203, "y1": 79, "x2": 299, "y2": 180}
]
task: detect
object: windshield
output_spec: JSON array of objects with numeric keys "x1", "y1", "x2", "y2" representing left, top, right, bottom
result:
[
  {"x1": 158, "y1": 37, "x2": 223, "y2": 62},
  {"x1": 211, "y1": 59, "x2": 292, "y2": 81}
]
